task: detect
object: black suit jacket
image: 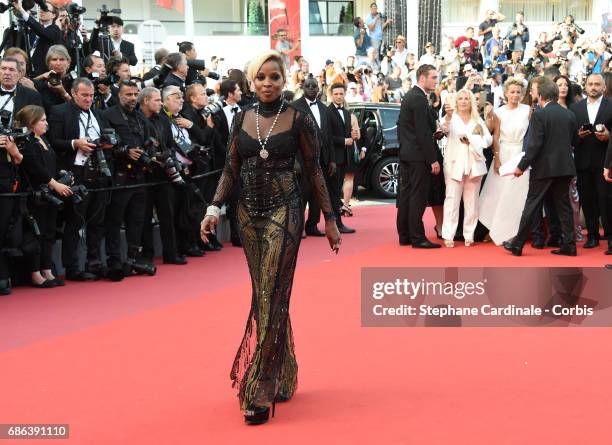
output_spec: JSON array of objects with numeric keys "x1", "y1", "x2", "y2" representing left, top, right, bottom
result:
[
  {"x1": 13, "y1": 84, "x2": 43, "y2": 115},
  {"x1": 398, "y1": 86, "x2": 438, "y2": 164},
  {"x1": 327, "y1": 103, "x2": 352, "y2": 166},
  {"x1": 162, "y1": 73, "x2": 186, "y2": 92},
  {"x1": 293, "y1": 97, "x2": 332, "y2": 167},
  {"x1": 143, "y1": 66, "x2": 161, "y2": 81},
  {"x1": 518, "y1": 102, "x2": 578, "y2": 179},
  {"x1": 47, "y1": 102, "x2": 110, "y2": 171},
  {"x1": 607, "y1": 139, "x2": 612, "y2": 170},
  {"x1": 570, "y1": 97, "x2": 612, "y2": 171},
  {"x1": 24, "y1": 17, "x2": 62, "y2": 77},
  {"x1": 90, "y1": 29, "x2": 138, "y2": 66},
  {"x1": 180, "y1": 105, "x2": 217, "y2": 147}
]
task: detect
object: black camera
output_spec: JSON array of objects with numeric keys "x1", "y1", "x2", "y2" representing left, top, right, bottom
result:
[
  {"x1": 87, "y1": 71, "x2": 114, "y2": 87},
  {"x1": 200, "y1": 95, "x2": 225, "y2": 119},
  {"x1": 66, "y1": 2, "x2": 86, "y2": 16},
  {"x1": 0, "y1": 0, "x2": 47, "y2": 14},
  {"x1": 48, "y1": 71, "x2": 62, "y2": 87},
  {"x1": 138, "y1": 137, "x2": 159, "y2": 170},
  {"x1": 156, "y1": 151, "x2": 185, "y2": 185},
  {"x1": 34, "y1": 170, "x2": 88, "y2": 208},
  {"x1": 142, "y1": 63, "x2": 172, "y2": 88},
  {"x1": 187, "y1": 59, "x2": 206, "y2": 71},
  {"x1": 87, "y1": 128, "x2": 118, "y2": 178},
  {"x1": 97, "y1": 4, "x2": 122, "y2": 26}
]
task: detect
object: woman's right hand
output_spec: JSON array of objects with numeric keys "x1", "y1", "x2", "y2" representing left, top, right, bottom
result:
[
  {"x1": 326, "y1": 220, "x2": 341, "y2": 254},
  {"x1": 200, "y1": 215, "x2": 218, "y2": 244},
  {"x1": 494, "y1": 157, "x2": 502, "y2": 175}
]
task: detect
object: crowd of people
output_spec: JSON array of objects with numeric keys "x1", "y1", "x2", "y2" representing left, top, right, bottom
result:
[{"x1": 1, "y1": 0, "x2": 611, "y2": 296}]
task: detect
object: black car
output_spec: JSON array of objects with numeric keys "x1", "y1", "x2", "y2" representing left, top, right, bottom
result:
[{"x1": 347, "y1": 102, "x2": 400, "y2": 198}]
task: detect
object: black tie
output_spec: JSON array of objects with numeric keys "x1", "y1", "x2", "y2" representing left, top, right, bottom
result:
[
  {"x1": 336, "y1": 106, "x2": 344, "y2": 111},
  {"x1": 231, "y1": 107, "x2": 239, "y2": 113},
  {"x1": 309, "y1": 101, "x2": 317, "y2": 107},
  {"x1": 0, "y1": 90, "x2": 13, "y2": 96}
]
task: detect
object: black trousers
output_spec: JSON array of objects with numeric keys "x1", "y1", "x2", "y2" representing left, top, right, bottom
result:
[
  {"x1": 577, "y1": 168, "x2": 610, "y2": 239},
  {"x1": 23, "y1": 203, "x2": 57, "y2": 273},
  {"x1": 105, "y1": 185, "x2": 146, "y2": 269},
  {"x1": 530, "y1": 189, "x2": 562, "y2": 242},
  {"x1": 62, "y1": 181, "x2": 110, "y2": 273},
  {"x1": 397, "y1": 161, "x2": 431, "y2": 244},
  {"x1": 142, "y1": 183, "x2": 178, "y2": 260},
  {"x1": 514, "y1": 176, "x2": 575, "y2": 248},
  {"x1": 0, "y1": 187, "x2": 15, "y2": 281}
]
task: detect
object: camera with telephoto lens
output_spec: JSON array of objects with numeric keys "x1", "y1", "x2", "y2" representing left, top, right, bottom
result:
[
  {"x1": 0, "y1": 0, "x2": 47, "y2": 14},
  {"x1": 47, "y1": 71, "x2": 62, "y2": 87},
  {"x1": 97, "y1": 4, "x2": 121, "y2": 26},
  {"x1": 142, "y1": 63, "x2": 172, "y2": 88},
  {"x1": 156, "y1": 151, "x2": 185, "y2": 185},
  {"x1": 0, "y1": 110, "x2": 31, "y2": 148},
  {"x1": 187, "y1": 59, "x2": 206, "y2": 71},
  {"x1": 87, "y1": 71, "x2": 115, "y2": 86},
  {"x1": 34, "y1": 170, "x2": 88, "y2": 208},
  {"x1": 87, "y1": 128, "x2": 119, "y2": 178},
  {"x1": 67, "y1": 2, "x2": 86, "y2": 16},
  {"x1": 200, "y1": 95, "x2": 225, "y2": 119}
]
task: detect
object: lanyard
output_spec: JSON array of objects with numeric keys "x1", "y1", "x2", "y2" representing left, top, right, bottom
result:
[
  {"x1": 170, "y1": 117, "x2": 188, "y2": 143},
  {"x1": 120, "y1": 108, "x2": 143, "y2": 136},
  {"x1": 79, "y1": 111, "x2": 100, "y2": 139}
]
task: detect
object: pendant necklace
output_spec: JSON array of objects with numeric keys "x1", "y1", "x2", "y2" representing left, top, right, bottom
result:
[{"x1": 255, "y1": 101, "x2": 283, "y2": 159}]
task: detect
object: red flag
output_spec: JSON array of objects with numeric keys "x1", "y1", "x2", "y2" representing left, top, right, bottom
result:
[{"x1": 156, "y1": 0, "x2": 173, "y2": 9}]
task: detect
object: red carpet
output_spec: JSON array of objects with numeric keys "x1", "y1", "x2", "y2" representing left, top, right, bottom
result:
[{"x1": 0, "y1": 204, "x2": 610, "y2": 444}]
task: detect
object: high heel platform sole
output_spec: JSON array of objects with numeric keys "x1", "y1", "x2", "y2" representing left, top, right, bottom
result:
[{"x1": 244, "y1": 403, "x2": 274, "y2": 425}]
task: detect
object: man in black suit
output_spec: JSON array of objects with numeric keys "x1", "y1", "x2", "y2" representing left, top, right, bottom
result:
[
  {"x1": 91, "y1": 16, "x2": 138, "y2": 66},
  {"x1": 0, "y1": 57, "x2": 43, "y2": 121},
  {"x1": 397, "y1": 64, "x2": 441, "y2": 248},
  {"x1": 12, "y1": 0, "x2": 62, "y2": 77},
  {"x1": 505, "y1": 78, "x2": 578, "y2": 256},
  {"x1": 604, "y1": 142, "x2": 612, "y2": 257},
  {"x1": 327, "y1": 83, "x2": 356, "y2": 234},
  {"x1": 570, "y1": 73, "x2": 612, "y2": 251},
  {"x1": 48, "y1": 78, "x2": 112, "y2": 280},
  {"x1": 293, "y1": 76, "x2": 334, "y2": 236}
]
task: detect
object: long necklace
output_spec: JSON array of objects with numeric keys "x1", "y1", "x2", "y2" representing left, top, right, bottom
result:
[{"x1": 255, "y1": 101, "x2": 283, "y2": 159}]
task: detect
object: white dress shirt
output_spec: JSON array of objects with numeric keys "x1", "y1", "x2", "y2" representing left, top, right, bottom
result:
[
  {"x1": 587, "y1": 95, "x2": 603, "y2": 124},
  {"x1": 0, "y1": 86, "x2": 16, "y2": 122},
  {"x1": 306, "y1": 99, "x2": 321, "y2": 128},
  {"x1": 223, "y1": 103, "x2": 239, "y2": 128},
  {"x1": 73, "y1": 109, "x2": 101, "y2": 166}
]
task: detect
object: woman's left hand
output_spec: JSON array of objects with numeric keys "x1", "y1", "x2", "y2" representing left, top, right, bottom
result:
[{"x1": 325, "y1": 220, "x2": 341, "y2": 254}]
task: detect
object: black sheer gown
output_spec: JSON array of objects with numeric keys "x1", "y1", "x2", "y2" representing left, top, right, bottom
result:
[{"x1": 210, "y1": 96, "x2": 335, "y2": 410}]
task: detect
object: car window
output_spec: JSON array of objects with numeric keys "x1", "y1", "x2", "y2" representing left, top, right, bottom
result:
[
  {"x1": 379, "y1": 108, "x2": 400, "y2": 132},
  {"x1": 352, "y1": 107, "x2": 362, "y2": 123}
]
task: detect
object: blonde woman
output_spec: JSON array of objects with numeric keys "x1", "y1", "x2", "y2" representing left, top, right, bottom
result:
[
  {"x1": 440, "y1": 89, "x2": 492, "y2": 246},
  {"x1": 478, "y1": 78, "x2": 531, "y2": 245}
]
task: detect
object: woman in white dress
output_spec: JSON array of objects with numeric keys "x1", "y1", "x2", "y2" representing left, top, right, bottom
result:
[
  {"x1": 478, "y1": 78, "x2": 531, "y2": 245},
  {"x1": 440, "y1": 89, "x2": 492, "y2": 247}
]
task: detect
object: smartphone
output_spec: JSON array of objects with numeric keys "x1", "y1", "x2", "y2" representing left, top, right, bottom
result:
[{"x1": 581, "y1": 123, "x2": 594, "y2": 132}]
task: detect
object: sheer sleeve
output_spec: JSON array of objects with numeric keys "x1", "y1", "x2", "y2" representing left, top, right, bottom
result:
[
  {"x1": 296, "y1": 110, "x2": 336, "y2": 222},
  {"x1": 211, "y1": 111, "x2": 244, "y2": 208}
]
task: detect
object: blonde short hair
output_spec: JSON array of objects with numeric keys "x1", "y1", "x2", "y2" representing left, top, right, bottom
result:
[
  {"x1": 452, "y1": 88, "x2": 481, "y2": 123},
  {"x1": 503, "y1": 77, "x2": 524, "y2": 95},
  {"x1": 246, "y1": 50, "x2": 286, "y2": 83}
]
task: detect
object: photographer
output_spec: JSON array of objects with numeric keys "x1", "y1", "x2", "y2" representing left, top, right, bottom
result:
[
  {"x1": 0, "y1": 57, "x2": 43, "y2": 123},
  {"x1": 102, "y1": 80, "x2": 153, "y2": 281},
  {"x1": 61, "y1": 3, "x2": 90, "y2": 74},
  {"x1": 479, "y1": 9, "x2": 505, "y2": 45},
  {"x1": 353, "y1": 17, "x2": 371, "y2": 66},
  {"x1": 11, "y1": 0, "x2": 62, "y2": 77},
  {"x1": 181, "y1": 82, "x2": 222, "y2": 250},
  {"x1": 143, "y1": 48, "x2": 169, "y2": 81},
  {"x1": 162, "y1": 52, "x2": 188, "y2": 91},
  {"x1": 137, "y1": 87, "x2": 187, "y2": 264},
  {"x1": 4, "y1": 47, "x2": 36, "y2": 91},
  {"x1": 16, "y1": 105, "x2": 72, "y2": 288},
  {"x1": 47, "y1": 77, "x2": 111, "y2": 281},
  {"x1": 365, "y1": 3, "x2": 392, "y2": 57},
  {"x1": 506, "y1": 11, "x2": 529, "y2": 57},
  {"x1": 0, "y1": 127, "x2": 23, "y2": 295},
  {"x1": 82, "y1": 54, "x2": 115, "y2": 109},
  {"x1": 178, "y1": 41, "x2": 217, "y2": 86},
  {"x1": 33, "y1": 44, "x2": 74, "y2": 114},
  {"x1": 162, "y1": 85, "x2": 209, "y2": 258},
  {"x1": 91, "y1": 16, "x2": 137, "y2": 66}
]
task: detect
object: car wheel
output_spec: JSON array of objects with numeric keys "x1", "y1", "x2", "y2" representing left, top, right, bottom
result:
[{"x1": 372, "y1": 156, "x2": 399, "y2": 198}]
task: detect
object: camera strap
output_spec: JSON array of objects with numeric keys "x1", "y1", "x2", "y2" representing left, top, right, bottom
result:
[
  {"x1": 0, "y1": 91, "x2": 15, "y2": 115},
  {"x1": 120, "y1": 108, "x2": 144, "y2": 139},
  {"x1": 79, "y1": 111, "x2": 100, "y2": 140}
]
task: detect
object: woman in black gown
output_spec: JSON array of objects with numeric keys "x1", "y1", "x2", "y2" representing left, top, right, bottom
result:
[{"x1": 200, "y1": 51, "x2": 341, "y2": 425}]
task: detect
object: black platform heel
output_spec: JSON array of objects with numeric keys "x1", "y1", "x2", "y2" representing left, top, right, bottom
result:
[{"x1": 244, "y1": 403, "x2": 275, "y2": 425}]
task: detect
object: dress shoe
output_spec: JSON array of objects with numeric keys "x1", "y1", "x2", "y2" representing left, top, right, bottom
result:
[
  {"x1": 31, "y1": 279, "x2": 56, "y2": 288},
  {"x1": 338, "y1": 225, "x2": 356, "y2": 234},
  {"x1": 583, "y1": 235, "x2": 600, "y2": 249},
  {"x1": 551, "y1": 245, "x2": 577, "y2": 256},
  {"x1": 87, "y1": 265, "x2": 108, "y2": 279},
  {"x1": 503, "y1": 241, "x2": 522, "y2": 256},
  {"x1": 531, "y1": 239, "x2": 545, "y2": 249},
  {"x1": 605, "y1": 240, "x2": 612, "y2": 255},
  {"x1": 305, "y1": 227, "x2": 325, "y2": 237},
  {"x1": 107, "y1": 267, "x2": 125, "y2": 282},
  {"x1": 66, "y1": 270, "x2": 98, "y2": 281},
  {"x1": 412, "y1": 240, "x2": 441, "y2": 249},
  {"x1": 51, "y1": 277, "x2": 65, "y2": 286},
  {"x1": 202, "y1": 243, "x2": 222, "y2": 252},
  {"x1": 545, "y1": 238, "x2": 561, "y2": 248},
  {"x1": 231, "y1": 239, "x2": 243, "y2": 247},
  {"x1": 399, "y1": 239, "x2": 411, "y2": 246},
  {"x1": 182, "y1": 247, "x2": 205, "y2": 257},
  {"x1": 0, "y1": 279, "x2": 11, "y2": 296},
  {"x1": 163, "y1": 255, "x2": 188, "y2": 265}
]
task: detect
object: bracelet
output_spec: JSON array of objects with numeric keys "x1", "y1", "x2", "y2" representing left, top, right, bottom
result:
[{"x1": 205, "y1": 205, "x2": 221, "y2": 218}]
